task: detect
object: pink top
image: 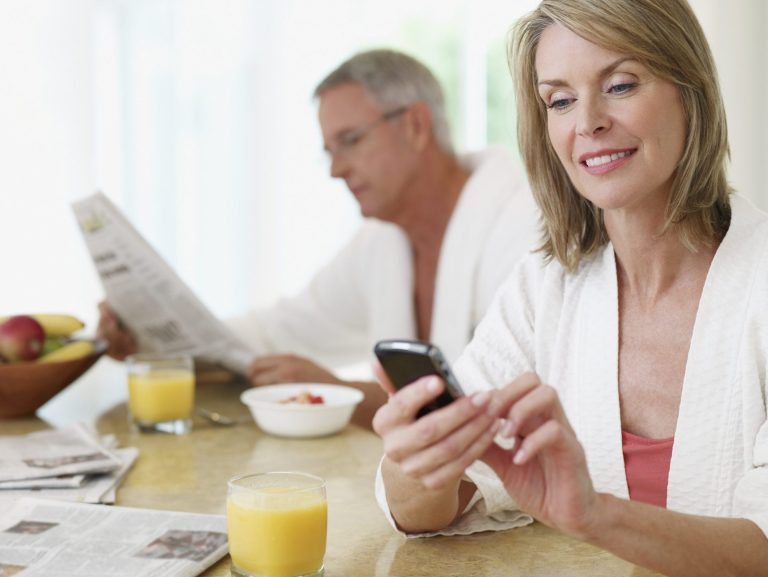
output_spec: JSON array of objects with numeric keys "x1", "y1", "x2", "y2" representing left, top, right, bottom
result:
[{"x1": 622, "y1": 430, "x2": 674, "y2": 508}]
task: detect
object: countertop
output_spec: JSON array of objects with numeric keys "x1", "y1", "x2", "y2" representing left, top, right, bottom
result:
[{"x1": 1, "y1": 363, "x2": 661, "y2": 577}]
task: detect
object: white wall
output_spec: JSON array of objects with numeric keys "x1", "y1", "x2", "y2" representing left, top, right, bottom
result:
[
  {"x1": 1, "y1": 0, "x2": 767, "y2": 335},
  {"x1": 0, "y1": 0, "x2": 102, "y2": 327},
  {"x1": 693, "y1": 0, "x2": 768, "y2": 210}
]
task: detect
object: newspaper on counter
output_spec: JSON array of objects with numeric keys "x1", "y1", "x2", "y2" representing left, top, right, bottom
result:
[
  {"x1": 0, "y1": 475, "x2": 89, "y2": 490},
  {"x1": 0, "y1": 425, "x2": 121, "y2": 483},
  {"x1": 0, "y1": 497, "x2": 227, "y2": 577},
  {"x1": 0, "y1": 447, "x2": 139, "y2": 507},
  {"x1": 88, "y1": 447, "x2": 139, "y2": 504},
  {"x1": 71, "y1": 191, "x2": 256, "y2": 373}
]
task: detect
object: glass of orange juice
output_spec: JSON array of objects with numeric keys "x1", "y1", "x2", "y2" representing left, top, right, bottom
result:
[
  {"x1": 227, "y1": 472, "x2": 327, "y2": 577},
  {"x1": 125, "y1": 354, "x2": 195, "y2": 434}
]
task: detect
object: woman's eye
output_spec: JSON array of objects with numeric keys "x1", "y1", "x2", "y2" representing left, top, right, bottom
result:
[
  {"x1": 547, "y1": 97, "x2": 575, "y2": 111},
  {"x1": 607, "y1": 82, "x2": 636, "y2": 95}
]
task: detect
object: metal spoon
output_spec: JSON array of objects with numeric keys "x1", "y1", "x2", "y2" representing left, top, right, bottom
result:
[{"x1": 196, "y1": 408, "x2": 238, "y2": 427}]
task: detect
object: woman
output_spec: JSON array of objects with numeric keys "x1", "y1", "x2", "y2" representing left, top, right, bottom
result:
[{"x1": 373, "y1": 1, "x2": 768, "y2": 575}]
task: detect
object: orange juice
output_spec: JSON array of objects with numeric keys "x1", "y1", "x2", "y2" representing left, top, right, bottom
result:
[
  {"x1": 128, "y1": 369, "x2": 195, "y2": 422},
  {"x1": 227, "y1": 488, "x2": 327, "y2": 577}
]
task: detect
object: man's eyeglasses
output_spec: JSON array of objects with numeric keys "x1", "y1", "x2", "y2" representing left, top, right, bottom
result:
[{"x1": 325, "y1": 106, "x2": 408, "y2": 160}]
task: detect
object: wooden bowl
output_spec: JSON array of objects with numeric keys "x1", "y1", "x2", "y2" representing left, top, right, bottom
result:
[{"x1": 0, "y1": 339, "x2": 108, "y2": 418}]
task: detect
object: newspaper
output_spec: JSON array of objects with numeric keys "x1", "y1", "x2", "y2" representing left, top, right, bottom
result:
[
  {"x1": 0, "y1": 475, "x2": 88, "y2": 490},
  {"x1": 0, "y1": 447, "x2": 138, "y2": 507},
  {"x1": 71, "y1": 191, "x2": 256, "y2": 373},
  {"x1": 0, "y1": 425, "x2": 137, "y2": 506},
  {"x1": 0, "y1": 425, "x2": 121, "y2": 483},
  {"x1": 0, "y1": 498, "x2": 228, "y2": 577}
]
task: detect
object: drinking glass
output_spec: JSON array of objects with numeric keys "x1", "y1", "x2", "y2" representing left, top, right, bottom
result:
[
  {"x1": 227, "y1": 472, "x2": 327, "y2": 577},
  {"x1": 125, "y1": 354, "x2": 195, "y2": 434}
]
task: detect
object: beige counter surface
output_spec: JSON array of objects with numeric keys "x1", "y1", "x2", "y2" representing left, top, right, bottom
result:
[{"x1": 1, "y1": 369, "x2": 662, "y2": 577}]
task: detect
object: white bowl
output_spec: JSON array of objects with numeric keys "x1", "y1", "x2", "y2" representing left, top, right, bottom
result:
[{"x1": 240, "y1": 383, "x2": 364, "y2": 438}]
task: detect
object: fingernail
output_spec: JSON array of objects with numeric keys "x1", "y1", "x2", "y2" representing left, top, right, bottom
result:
[
  {"x1": 501, "y1": 419, "x2": 517, "y2": 438},
  {"x1": 513, "y1": 448, "x2": 526, "y2": 465},
  {"x1": 426, "y1": 376, "x2": 441, "y2": 392},
  {"x1": 471, "y1": 391, "x2": 490, "y2": 407}
]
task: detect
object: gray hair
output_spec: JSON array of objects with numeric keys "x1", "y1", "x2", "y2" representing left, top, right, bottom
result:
[{"x1": 314, "y1": 49, "x2": 454, "y2": 154}]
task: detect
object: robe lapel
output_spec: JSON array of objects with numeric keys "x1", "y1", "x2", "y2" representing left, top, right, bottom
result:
[
  {"x1": 574, "y1": 245, "x2": 629, "y2": 498},
  {"x1": 431, "y1": 150, "x2": 511, "y2": 362},
  {"x1": 667, "y1": 196, "x2": 762, "y2": 514}
]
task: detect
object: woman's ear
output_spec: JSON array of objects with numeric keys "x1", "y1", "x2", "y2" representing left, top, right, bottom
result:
[{"x1": 404, "y1": 102, "x2": 433, "y2": 151}]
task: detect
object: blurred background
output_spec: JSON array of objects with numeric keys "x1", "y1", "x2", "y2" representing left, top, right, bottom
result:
[{"x1": 1, "y1": 0, "x2": 766, "y2": 331}]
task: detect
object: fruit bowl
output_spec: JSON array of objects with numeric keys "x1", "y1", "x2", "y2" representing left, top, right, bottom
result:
[
  {"x1": 240, "y1": 383, "x2": 364, "y2": 438},
  {"x1": 0, "y1": 339, "x2": 108, "y2": 418}
]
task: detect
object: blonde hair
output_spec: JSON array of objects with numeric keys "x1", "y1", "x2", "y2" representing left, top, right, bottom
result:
[{"x1": 511, "y1": 0, "x2": 732, "y2": 270}]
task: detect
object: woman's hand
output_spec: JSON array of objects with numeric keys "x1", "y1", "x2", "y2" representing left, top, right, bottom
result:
[
  {"x1": 482, "y1": 373, "x2": 600, "y2": 539},
  {"x1": 372, "y1": 373, "x2": 501, "y2": 490},
  {"x1": 372, "y1": 370, "x2": 504, "y2": 532}
]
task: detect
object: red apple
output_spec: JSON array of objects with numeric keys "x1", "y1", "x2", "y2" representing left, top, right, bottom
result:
[{"x1": 0, "y1": 315, "x2": 46, "y2": 362}]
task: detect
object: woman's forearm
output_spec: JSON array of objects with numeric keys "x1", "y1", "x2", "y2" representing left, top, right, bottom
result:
[
  {"x1": 583, "y1": 493, "x2": 768, "y2": 577},
  {"x1": 381, "y1": 457, "x2": 475, "y2": 533}
]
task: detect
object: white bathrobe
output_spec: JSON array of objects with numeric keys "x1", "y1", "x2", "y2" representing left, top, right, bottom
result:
[
  {"x1": 227, "y1": 146, "x2": 540, "y2": 373},
  {"x1": 438, "y1": 196, "x2": 768, "y2": 534},
  {"x1": 380, "y1": 194, "x2": 768, "y2": 538}
]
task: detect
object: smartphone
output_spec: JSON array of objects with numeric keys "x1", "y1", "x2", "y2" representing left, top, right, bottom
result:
[{"x1": 373, "y1": 339, "x2": 465, "y2": 418}]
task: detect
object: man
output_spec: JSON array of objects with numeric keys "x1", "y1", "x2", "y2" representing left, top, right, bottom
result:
[{"x1": 99, "y1": 49, "x2": 539, "y2": 427}]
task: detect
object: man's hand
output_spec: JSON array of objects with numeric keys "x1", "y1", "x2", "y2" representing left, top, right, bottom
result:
[
  {"x1": 247, "y1": 354, "x2": 342, "y2": 386},
  {"x1": 96, "y1": 301, "x2": 138, "y2": 360}
]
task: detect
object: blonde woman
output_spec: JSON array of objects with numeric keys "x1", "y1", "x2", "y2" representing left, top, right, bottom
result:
[{"x1": 373, "y1": 1, "x2": 768, "y2": 575}]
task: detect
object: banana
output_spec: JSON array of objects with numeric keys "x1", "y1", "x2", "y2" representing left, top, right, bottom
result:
[
  {"x1": 34, "y1": 314, "x2": 85, "y2": 337},
  {"x1": 37, "y1": 340, "x2": 94, "y2": 363},
  {"x1": 0, "y1": 314, "x2": 85, "y2": 337}
]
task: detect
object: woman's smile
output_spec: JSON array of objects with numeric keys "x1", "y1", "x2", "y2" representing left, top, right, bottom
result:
[{"x1": 579, "y1": 148, "x2": 637, "y2": 175}]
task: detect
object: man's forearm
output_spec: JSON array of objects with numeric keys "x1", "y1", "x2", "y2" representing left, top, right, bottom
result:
[{"x1": 347, "y1": 380, "x2": 389, "y2": 430}]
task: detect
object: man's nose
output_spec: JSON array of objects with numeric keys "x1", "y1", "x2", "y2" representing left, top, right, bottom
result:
[{"x1": 329, "y1": 152, "x2": 348, "y2": 179}]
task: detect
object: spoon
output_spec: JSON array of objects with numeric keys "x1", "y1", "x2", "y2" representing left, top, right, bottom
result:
[{"x1": 196, "y1": 408, "x2": 238, "y2": 427}]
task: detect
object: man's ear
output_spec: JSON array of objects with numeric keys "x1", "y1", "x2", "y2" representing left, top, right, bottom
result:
[{"x1": 404, "y1": 102, "x2": 433, "y2": 151}]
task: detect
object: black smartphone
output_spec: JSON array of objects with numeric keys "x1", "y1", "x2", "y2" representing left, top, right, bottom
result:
[{"x1": 374, "y1": 339, "x2": 465, "y2": 418}]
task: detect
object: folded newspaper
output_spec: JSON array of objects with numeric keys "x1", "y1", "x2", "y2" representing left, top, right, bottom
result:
[
  {"x1": 0, "y1": 425, "x2": 137, "y2": 506},
  {"x1": 71, "y1": 192, "x2": 255, "y2": 373},
  {"x1": 0, "y1": 498, "x2": 227, "y2": 577},
  {"x1": 0, "y1": 425, "x2": 121, "y2": 483}
]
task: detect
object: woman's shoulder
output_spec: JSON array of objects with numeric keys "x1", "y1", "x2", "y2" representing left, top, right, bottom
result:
[
  {"x1": 490, "y1": 244, "x2": 612, "y2": 322},
  {"x1": 509, "y1": 243, "x2": 612, "y2": 289},
  {"x1": 718, "y1": 195, "x2": 768, "y2": 272},
  {"x1": 727, "y1": 194, "x2": 768, "y2": 241}
]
